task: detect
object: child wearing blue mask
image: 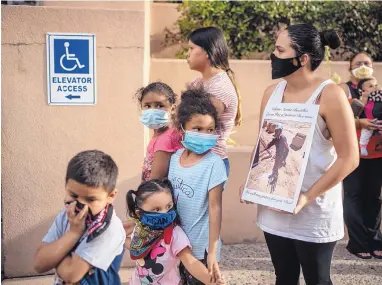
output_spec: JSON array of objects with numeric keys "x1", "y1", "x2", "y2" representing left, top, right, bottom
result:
[
  {"x1": 136, "y1": 82, "x2": 183, "y2": 182},
  {"x1": 126, "y1": 179, "x2": 226, "y2": 285},
  {"x1": 168, "y1": 88, "x2": 227, "y2": 284}
]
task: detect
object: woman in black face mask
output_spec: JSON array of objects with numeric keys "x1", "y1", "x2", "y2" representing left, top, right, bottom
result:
[{"x1": 240, "y1": 24, "x2": 359, "y2": 285}]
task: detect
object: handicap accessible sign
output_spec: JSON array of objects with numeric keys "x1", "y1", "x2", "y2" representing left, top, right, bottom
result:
[{"x1": 46, "y1": 33, "x2": 96, "y2": 105}]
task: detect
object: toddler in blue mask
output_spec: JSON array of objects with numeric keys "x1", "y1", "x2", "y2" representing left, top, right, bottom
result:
[
  {"x1": 168, "y1": 87, "x2": 227, "y2": 285},
  {"x1": 126, "y1": 179, "x2": 226, "y2": 285}
]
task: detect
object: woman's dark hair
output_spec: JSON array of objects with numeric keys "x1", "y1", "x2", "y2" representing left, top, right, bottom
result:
[
  {"x1": 357, "y1": 78, "x2": 374, "y2": 91},
  {"x1": 287, "y1": 24, "x2": 341, "y2": 71},
  {"x1": 189, "y1": 27, "x2": 242, "y2": 126},
  {"x1": 175, "y1": 87, "x2": 219, "y2": 130},
  {"x1": 349, "y1": 52, "x2": 373, "y2": 68},
  {"x1": 126, "y1": 179, "x2": 180, "y2": 224},
  {"x1": 135, "y1": 82, "x2": 177, "y2": 105},
  {"x1": 66, "y1": 150, "x2": 118, "y2": 192}
]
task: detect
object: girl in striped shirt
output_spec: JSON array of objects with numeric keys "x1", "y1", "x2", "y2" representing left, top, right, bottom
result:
[{"x1": 187, "y1": 27, "x2": 242, "y2": 176}]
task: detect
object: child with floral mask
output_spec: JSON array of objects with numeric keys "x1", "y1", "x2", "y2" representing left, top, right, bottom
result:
[
  {"x1": 136, "y1": 82, "x2": 183, "y2": 182},
  {"x1": 168, "y1": 88, "x2": 227, "y2": 285},
  {"x1": 126, "y1": 179, "x2": 226, "y2": 285}
]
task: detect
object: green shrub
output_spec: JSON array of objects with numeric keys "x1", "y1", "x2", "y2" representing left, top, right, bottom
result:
[{"x1": 165, "y1": 0, "x2": 382, "y2": 61}]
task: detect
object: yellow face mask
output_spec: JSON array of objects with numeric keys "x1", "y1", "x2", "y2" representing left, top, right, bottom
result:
[{"x1": 352, "y1": 65, "x2": 374, "y2": 79}]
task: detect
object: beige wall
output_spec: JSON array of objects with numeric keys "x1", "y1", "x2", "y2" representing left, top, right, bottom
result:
[
  {"x1": 42, "y1": 0, "x2": 144, "y2": 10},
  {"x1": 3, "y1": 2, "x2": 382, "y2": 281},
  {"x1": 1, "y1": 5, "x2": 146, "y2": 277},
  {"x1": 150, "y1": 2, "x2": 180, "y2": 55}
]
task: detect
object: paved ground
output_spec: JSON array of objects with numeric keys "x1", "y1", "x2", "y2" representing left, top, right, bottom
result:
[
  {"x1": 217, "y1": 242, "x2": 382, "y2": 285},
  {"x1": 3, "y1": 242, "x2": 382, "y2": 285}
]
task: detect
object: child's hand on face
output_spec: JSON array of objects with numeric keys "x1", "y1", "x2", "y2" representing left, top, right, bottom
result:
[{"x1": 67, "y1": 201, "x2": 87, "y2": 236}]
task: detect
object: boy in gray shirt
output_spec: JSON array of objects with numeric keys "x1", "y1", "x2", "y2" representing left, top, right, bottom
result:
[{"x1": 34, "y1": 150, "x2": 126, "y2": 284}]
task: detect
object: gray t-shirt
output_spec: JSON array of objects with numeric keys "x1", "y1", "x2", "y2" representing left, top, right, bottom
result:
[{"x1": 43, "y1": 208, "x2": 125, "y2": 281}]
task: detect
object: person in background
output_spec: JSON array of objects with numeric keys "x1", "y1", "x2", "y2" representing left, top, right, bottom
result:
[{"x1": 340, "y1": 53, "x2": 382, "y2": 259}]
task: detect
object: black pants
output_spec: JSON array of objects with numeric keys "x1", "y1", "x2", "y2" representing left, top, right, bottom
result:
[
  {"x1": 264, "y1": 232, "x2": 336, "y2": 285},
  {"x1": 343, "y1": 157, "x2": 382, "y2": 253}
]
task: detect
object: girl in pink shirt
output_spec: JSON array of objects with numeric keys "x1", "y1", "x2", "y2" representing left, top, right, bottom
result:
[
  {"x1": 187, "y1": 27, "x2": 242, "y2": 176},
  {"x1": 126, "y1": 179, "x2": 225, "y2": 285},
  {"x1": 136, "y1": 82, "x2": 183, "y2": 182}
]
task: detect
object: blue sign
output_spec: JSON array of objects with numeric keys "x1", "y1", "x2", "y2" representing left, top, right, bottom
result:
[
  {"x1": 47, "y1": 33, "x2": 96, "y2": 105},
  {"x1": 54, "y1": 39, "x2": 89, "y2": 74}
]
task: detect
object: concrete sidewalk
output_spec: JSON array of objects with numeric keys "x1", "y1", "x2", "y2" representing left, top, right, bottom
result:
[{"x1": 3, "y1": 242, "x2": 382, "y2": 285}]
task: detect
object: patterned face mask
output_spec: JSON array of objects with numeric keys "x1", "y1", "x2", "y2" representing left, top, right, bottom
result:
[
  {"x1": 64, "y1": 201, "x2": 113, "y2": 242},
  {"x1": 352, "y1": 65, "x2": 374, "y2": 79}
]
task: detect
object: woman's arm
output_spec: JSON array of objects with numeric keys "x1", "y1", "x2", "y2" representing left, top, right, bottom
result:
[
  {"x1": 339, "y1": 83, "x2": 350, "y2": 99},
  {"x1": 296, "y1": 84, "x2": 359, "y2": 212}
]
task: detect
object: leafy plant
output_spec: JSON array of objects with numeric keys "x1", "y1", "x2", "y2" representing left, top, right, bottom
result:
[{"x1": 165, "y1": 0, "x2": 382, "y2": 61}]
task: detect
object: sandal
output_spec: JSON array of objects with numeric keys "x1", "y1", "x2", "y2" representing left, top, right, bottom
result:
[
  {"x1": 346, "y1": 247, "x2": 372, "y2": 260},
  {"x1": 371, "y1": 250, "x2": 382, "y2": 259}
]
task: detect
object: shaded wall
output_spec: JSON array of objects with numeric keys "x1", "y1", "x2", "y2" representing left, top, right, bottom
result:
[{"x1": 1, "y1": 5, "x2": 146, "y2": 277}]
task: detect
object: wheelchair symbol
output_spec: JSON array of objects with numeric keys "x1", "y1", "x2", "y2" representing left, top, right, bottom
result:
[{"x1": 60, "y1": 42, "x2": 85, "y2": 72}]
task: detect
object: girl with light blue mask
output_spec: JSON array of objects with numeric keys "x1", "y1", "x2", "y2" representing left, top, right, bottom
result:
[
  {"x1": 135, "y1": 82, "x2": 183, "y2": 183},
  {"x1": 124, "y1": 83, "x2": 184, "y2": 261},
  {"x1": 168, "y1": 87, "x2": 228, "y2": 285}
]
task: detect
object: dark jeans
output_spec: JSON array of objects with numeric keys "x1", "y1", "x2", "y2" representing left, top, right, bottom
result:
[
  {"x1": 343, "y1": 157, "x2": 382, "y2": 253},
  {"x1": 223, "y1": 158, "x2": 230, "y2": 176},
  {"x1": 264, "y1": 232, "x2": 336, "y2": 285}
]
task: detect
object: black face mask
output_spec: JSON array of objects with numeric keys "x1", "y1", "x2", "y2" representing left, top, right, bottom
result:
[
  {"x1": 65, "y1": 200, "x2": 92, "y2": 215},
  {"x1": 271, "y1": 53, "x2": 302, "y2": 79}
]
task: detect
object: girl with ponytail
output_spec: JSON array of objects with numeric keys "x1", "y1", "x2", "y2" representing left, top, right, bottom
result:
[
  {"x1": 187, "y1": 26, "x2": 241, "y2": 176},
  {"x1": 126, "y1": 179, "x2": 225, "y2": 285}
]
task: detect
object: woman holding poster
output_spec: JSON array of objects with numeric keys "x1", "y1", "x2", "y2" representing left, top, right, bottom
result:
[{"x1": 240, "y1": 24, "x2": 359, "y2": 285}]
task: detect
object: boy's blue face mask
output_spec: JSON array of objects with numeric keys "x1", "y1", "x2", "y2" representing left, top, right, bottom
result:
[
  {"x1": 139, "y1": 109, "x2": 169, "y2": 129},
  {"x1": 182, "y1": 131, "x2": 219, "y2": 154},
  {"x1": 139, "y1": 208, "x2": 177, "y2": 230}
]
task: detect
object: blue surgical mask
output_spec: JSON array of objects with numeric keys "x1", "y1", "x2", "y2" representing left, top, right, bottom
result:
[
  {"x1": 182, "y1": 131, "x2": 218, "y2": 154},
  {"x1": 139, "y1": 109, "x2": 169, "y2": 129},
  {"x1": 139, "y1": 208, "x2": 177, "y2": 230}
]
